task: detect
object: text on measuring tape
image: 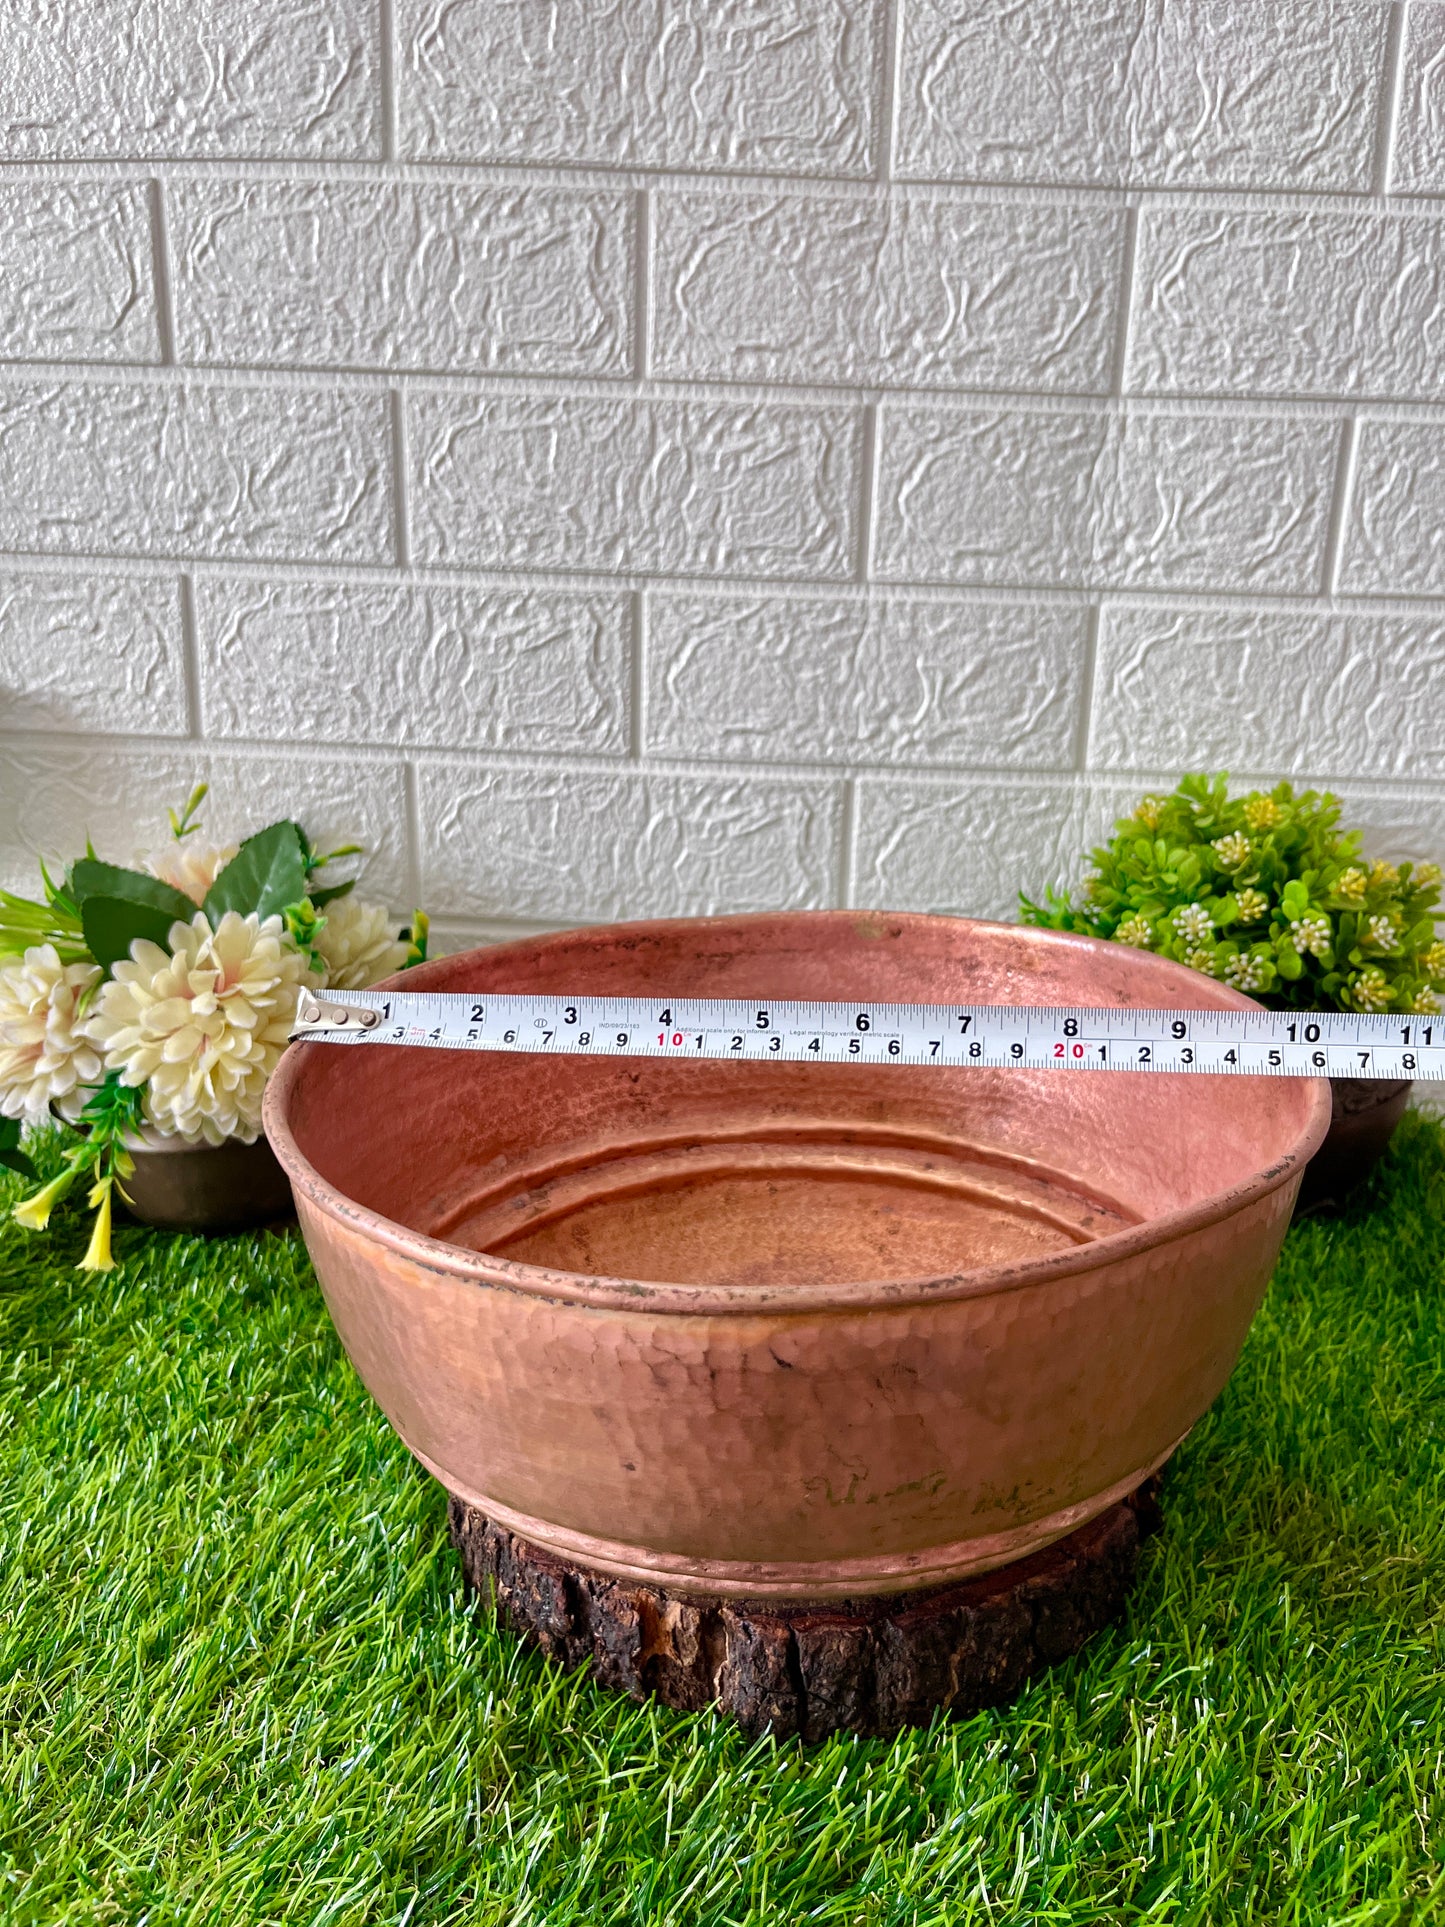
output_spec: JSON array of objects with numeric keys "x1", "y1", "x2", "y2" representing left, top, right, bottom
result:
[{"x1": 290, "y1": 988, "x2": 1441, "y2": 1080}]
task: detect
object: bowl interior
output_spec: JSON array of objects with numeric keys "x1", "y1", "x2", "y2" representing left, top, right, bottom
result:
[{"x1": 278, "y1": 914, "x2": 1325, "y2": 1290}]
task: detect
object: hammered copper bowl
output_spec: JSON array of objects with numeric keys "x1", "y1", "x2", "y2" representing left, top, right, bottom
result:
[{"x1": 264, "y1": 913, "x2": 1330, "y2": 1601}]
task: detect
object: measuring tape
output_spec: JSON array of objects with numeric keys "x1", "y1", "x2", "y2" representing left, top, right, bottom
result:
[{"x1": 291, "y1": 988, "x2": 1441, "y2": 1080}]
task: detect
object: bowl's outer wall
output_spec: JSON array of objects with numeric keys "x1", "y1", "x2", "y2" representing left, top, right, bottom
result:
[
  {"x1": 296, "y1": 1177, "x2": 1294, "y2": 1593},
  {"x1": 268, "y1": 913, "x2": 1329, "y2": 1597}
]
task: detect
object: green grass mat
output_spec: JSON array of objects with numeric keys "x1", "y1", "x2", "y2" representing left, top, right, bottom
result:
[{"x1": 3, "y1": 1119, "x2": 1444, "y2": 1927}]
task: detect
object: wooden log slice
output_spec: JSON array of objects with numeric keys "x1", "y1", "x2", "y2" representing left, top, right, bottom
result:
[{"x1": 449, "y1": 1480, "x2": 1162, "y2": 1742}]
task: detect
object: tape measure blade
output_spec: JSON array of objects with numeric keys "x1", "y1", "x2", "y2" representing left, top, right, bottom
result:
[{"x1": 287, "y1": 989, "x2": 1442, "y2": 1079}]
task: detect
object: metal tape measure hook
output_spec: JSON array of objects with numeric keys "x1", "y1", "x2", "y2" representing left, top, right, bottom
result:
[{"x1": 293, "y1": 988, "x2": 381, "y2": 1035}]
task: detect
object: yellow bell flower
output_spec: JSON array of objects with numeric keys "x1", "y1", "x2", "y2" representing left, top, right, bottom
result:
[
  {"x1": 13, "y1": 1164, "x2": 79, "y2": 1230},
  {"x1": 77, "y1": 1180, "x2": 115, "y2": 1273}
]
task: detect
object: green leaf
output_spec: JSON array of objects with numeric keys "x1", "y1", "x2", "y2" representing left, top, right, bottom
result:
[
  {"x1": 308, "y1": 878, "x2": 356, "y2": 909},
  {"x1": 81, "y1": 895, "x2": 188, "y2": 972},
  {"x1": 202, "y1": 821, "x2": 307, "y2": 924},
  {"x1": 69, "y1": 860, "x2": 195, "y2": 926}
]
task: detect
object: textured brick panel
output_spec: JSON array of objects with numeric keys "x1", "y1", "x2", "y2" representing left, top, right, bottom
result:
[
  {"x1": 648, "y1": 591, "x2": 1086, "y2": 768},
  {"x1": 409, "y1": 394, "x2": 862, "y2": 579},
  {"x1": 652, "y1": 190, "x2": 1124, "y2": 394},
  {"x1": 419, "y1": 764, "x2": 841, "y2": 922},
  {"x1": 172, "y1": 181, "x2": 634, "y2": 377},
  {"x1": 1392, "y1": 3, "x2": 1445, "y2": 193},
  {"x1": 398, "y1": 0, "x2": 881, "y2": 176},
  {"x1": 1129, "y1": 207, "x2": 1445, "y2": 401},
  {"x1": 0, "y1": 183, "x2": 158, "y2": 364},
  {"x1": 874, "y1": 405, "x2": 1335, "y2": 591},
  {"x1": 1092, "y1": 606, "x2": 1445, "y2": 783},
  {"x1": 1340, "y1": 421, "x2": 1445, "y2": 596},
  {"x1": 0, "y1": 0, "x2": 1439, "y2": 935},
  {"x1": 895, "y1": 0, "x2": 1388, "y2": 190},
  {"x1": 1328, "y1": 783, "x2": 1445, "y2": 875},
  {"x1": 853, "y1": 777, "x2": 1090, "y2": 919},
  {"x1": 0, "y1": 0, "x2": 378, "y2": 160},
  {"x1": 0, "y1": 380, "x2": 391, "y2": 564},
  {"x1": 0, "y1": 573, "x2": 187, "y2": 736},
  {"x1": 0, "y1": 741, "x2": 409, "y2": 905},
  {"x1": 197, "y1": 579, "x2": 630, "y2": 754}
]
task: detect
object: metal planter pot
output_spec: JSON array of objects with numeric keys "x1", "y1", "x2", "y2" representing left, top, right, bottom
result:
[
  {"x1": 1297, "y1": 1077, "x2": 1412, "y2": 1210},
  {"x1": 119, "y1": 1129, "x2": 294, "y2": 1233}
]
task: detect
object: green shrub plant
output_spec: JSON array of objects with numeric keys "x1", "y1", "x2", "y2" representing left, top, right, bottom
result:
[{"x1": 1021, "y1": 773, "x2": 1445, "y2": 1014}]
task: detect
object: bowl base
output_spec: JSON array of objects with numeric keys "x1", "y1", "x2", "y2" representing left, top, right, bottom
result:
[
  {"x1": 444, "y1": 1127, "x2": 1138, "y2": 1289},
  {"x1": 450, "y1": 1478, "x2": 1162, "y2": 1742}
]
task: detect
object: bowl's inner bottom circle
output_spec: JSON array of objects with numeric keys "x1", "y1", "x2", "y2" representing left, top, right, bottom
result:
[{"x1": 438, "y1": 1129, "x2": 1138, "y2": 1288}]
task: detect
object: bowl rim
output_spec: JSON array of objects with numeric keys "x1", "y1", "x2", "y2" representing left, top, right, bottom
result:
[{"x1": 263, "y1": 911, "x2": 1333, "y2": 1317}]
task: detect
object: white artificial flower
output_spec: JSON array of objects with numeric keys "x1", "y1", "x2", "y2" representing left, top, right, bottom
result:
[
  {"x1": 1243, "y1": 796, "x2": 1283, "y2": 833},
  {"x1": 314, "y1": 895, "x2": 410, "y2": 991},
  {"x1": 1172, "y1": 903, "x2": 1214, "y2": 946},
  {"x1": 1235, "y1": 888, "x2": 1269, "y2": 923},
  {"x1": 1211, "y1": 832, "x2": 1251, "y2": 870},
  {"x1": 0, "y1": 944, "x2": 104, "y2": 1122},
  {"x1": 86, "y1": 912, "x2": 312, "y2": 1145},
  {"x1": 1350, "y1": 967, "x2": 1390, "y2": 1012},
  {"x1": 1114, "y1": 914, "x2": 1153, "y2": 949},
  {"x1": 141, "y1": 840, "x2": 240, "y2": 907},
  {"x1": 1411, "y1": 988, "x2": 1441, "y2": 1014},
  {"x1": 1289, "y1": 915, "x2": 1331, "y2": 958},
  {"x1": 1183, "y1": 946, "x2": 1217, "y2": 975},
  {"x1": 1223, "y1": 952, "x2": 1268, "y2": 992},
  {"x1": 1364, "y1": 914, "x2": 1397, "y2": 951}
]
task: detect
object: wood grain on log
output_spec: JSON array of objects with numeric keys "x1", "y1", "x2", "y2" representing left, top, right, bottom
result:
[{"x1": 449, "y1": 1481, "x2": 1161, "y2": 1741}]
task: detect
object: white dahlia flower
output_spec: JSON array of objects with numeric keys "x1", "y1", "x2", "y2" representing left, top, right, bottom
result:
[
  {"x1": 314, "y1": 895, "x2": 409, "y2": 990},
  {"x1": 0, "y1": 944, "x2": 104, "y2": 1122},
  {"x1": 141, "y1": 840, "x2": 240, "y2": 906},
  {"x1": 86, "y1": 912, "x2": 311, "y2": 1145}
]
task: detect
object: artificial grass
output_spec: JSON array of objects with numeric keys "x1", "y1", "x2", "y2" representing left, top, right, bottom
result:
[{"x1": 3, "y1": 1121, "x2": 1444, "y2": 1927}]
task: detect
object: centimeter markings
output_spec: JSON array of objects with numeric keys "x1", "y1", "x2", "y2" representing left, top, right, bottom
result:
[{"x1": 291, "y1": 989, "x2": 1445, "y2": 1080}]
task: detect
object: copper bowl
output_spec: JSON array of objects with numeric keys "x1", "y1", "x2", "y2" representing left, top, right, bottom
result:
[{"x1": 264, "y1": 913, "x2": 1330, "y2": 1601}]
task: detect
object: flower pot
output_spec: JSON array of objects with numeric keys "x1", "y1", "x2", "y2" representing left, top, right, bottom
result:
[
  {"x1": 264, "y1": 913, "x2": 1329, "y2": 1604},
  {"x1": 1296, "y1": 1077, "x2": 1412, "y2": 1211},
  {"x1": 119, "y1": 1128, "x2": 295, "y2": 1233}
]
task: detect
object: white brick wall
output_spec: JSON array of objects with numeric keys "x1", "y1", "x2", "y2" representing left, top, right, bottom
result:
[{"x1": 3, "y1": 0, "x2": 1445, "y2": 947}]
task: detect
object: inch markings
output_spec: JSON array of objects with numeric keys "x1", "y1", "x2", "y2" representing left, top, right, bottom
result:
[{"x1": 290, "y1": 989, "x2": 1443, "y2": 1081}]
